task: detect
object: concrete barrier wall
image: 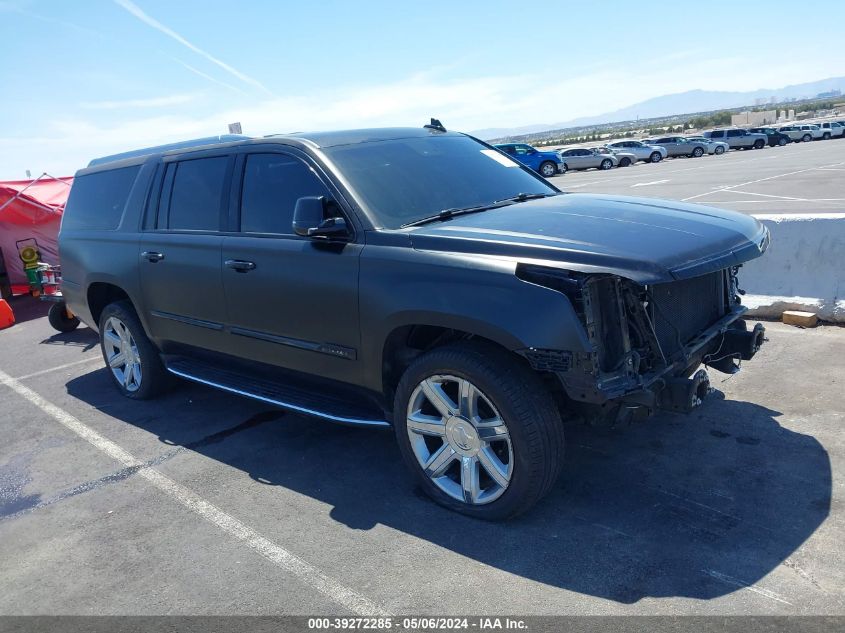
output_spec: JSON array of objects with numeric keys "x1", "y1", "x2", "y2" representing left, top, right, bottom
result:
[{"x1": 741, "y1": 213, "x2": 845, "y2": 322}]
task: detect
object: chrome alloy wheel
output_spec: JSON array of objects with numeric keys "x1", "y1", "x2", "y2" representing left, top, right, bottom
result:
[
  {"x1": 406, "y1": 375, "x2": 513, "y2": 505},
  {"x1": 103, "y1": 316, "x2": 142, "y2": 392}
]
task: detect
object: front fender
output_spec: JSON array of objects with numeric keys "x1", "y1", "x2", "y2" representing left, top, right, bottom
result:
[{"x1": 358, "y1": 244, "x2": 591, "y2": 392}]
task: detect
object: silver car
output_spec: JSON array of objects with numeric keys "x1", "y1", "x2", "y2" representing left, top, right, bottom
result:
[
  {"x1": 704, "y1": 129, "x2": 768, "y2": 149},
  {"x1": 604, "y1": 140, "x2": 667, "y2": 163},
  {"x1": 594, "y1": 146, "x2": 638, "y2": 167},
  {"x1": 651, "y1": 136, "x2": 709, "y2": 158},
  {"x1": 558, "y1": 147, "x2": 618, "y2": 170},
  {"x1": 686, "y1": 136, "x2": 729, "y2": 155}
]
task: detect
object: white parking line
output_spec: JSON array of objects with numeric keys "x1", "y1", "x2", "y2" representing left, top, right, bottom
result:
[
  {"x1": 0, "y1": 368, "x2": 389, "y2": 617},
  {"x1": 681, "y1": 161, "x2": 845, "y2": 202},
  {"x1": 701, "y1": 569, "x2": 792, "y2": 605},
  {"x1": 15, "y1": 356, "x2": 103, "y2": 380},
  {"x1": 727, "y1": 190, "x2": 806, "y2": 201},
  {"x1": 630, "y1": 179, "x2": 670, "y2": 188}
]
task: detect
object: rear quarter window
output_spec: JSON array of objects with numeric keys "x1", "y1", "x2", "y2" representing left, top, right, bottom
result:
[{"x1": 62, "y1": 166, "x2": 140, "y2": 230}]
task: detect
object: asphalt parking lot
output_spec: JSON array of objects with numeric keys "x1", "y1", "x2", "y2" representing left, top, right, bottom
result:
[
  {"x1": 548, "y1": 139, "x2": 845, "y2": 215},
  {"x1": 1, "y1": 295, "x2": 844, "y2": 616}
]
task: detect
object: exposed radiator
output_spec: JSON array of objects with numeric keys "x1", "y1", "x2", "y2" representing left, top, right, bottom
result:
[{"x1": 649, "y1": 271, "x2": 727, "y2": 358}]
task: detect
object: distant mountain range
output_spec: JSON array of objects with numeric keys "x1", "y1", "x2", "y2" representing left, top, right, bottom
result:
[{"x1": 472, "y1": 76, "x2": 845, "y2": 140}]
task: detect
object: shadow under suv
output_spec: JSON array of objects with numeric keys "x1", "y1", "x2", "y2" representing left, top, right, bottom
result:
[{"x1": 59, "y1": 124, "x2": 769, "y2": 520}]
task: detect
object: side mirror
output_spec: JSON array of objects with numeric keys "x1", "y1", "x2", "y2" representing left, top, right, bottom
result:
[
  {"x1": 527, "y1": 148, "x2": 537, "y2": 155},
  {"x1": 293, "y1": 196, "x2": 350, "y2": 240}
]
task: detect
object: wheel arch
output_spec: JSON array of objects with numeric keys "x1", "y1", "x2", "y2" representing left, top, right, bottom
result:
[
  {"x1": 86, "y1": 279, "x2": 148, "y2": 334},
  {"x1": 379, "y1": 316, "x2": 527, "y2": 402}
]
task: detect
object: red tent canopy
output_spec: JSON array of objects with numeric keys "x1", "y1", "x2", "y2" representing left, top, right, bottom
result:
[
  {"x1": 0, "y1": 175, "x2": 73, "y2": 225},
  {"x1": 0, "y1": 174, "x2": 73, "y2": 294}
]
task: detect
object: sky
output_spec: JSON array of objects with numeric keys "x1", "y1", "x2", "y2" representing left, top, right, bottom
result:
[{"x1": 1, "y1": 0, "x2": 844, "y2": 179}]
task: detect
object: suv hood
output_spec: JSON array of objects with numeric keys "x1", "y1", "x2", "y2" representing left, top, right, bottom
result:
[{"x1": 406, "y1": 193, "x2": 769, "y2": 284}]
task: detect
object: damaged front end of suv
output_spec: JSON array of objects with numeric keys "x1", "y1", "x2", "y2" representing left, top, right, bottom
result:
[{"x1": 517, "y1": 263, "x2": 767, "y2": 425}]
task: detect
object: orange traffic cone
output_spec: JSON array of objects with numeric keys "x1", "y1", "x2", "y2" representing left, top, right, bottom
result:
[{"x1": 0, "y1": 298, "x2": 14, "y2": 329}]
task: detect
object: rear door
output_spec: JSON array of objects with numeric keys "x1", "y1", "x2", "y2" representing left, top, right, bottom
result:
[
  {"x1": 219, "y1": 149, "x2": 363, "y2": 384},
  {"x1": 138, "y1": 152, "x2": 232, "y2": 351},
  {"x1": 726, "y1": 129, "x2": 746, "y2": 148}
]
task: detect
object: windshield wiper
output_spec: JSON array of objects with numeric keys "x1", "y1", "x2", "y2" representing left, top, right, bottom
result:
[{"x1": 400, "y1": 193, "x2": 556, "y2": 228}]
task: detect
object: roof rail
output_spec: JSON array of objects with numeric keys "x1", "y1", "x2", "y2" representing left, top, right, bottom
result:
[{"x1": 88, "y1": 134, "x2": 250, "y2": 167}]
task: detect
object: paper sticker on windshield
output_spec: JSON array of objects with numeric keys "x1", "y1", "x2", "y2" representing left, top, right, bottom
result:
[{"x1": 480, "y1": 149, "x2": 519, "y2": 167}]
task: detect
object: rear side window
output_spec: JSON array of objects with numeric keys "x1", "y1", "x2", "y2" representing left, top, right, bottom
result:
[
  {"x1": 727, "y1": 130, "x2": 742, "y2": 137},
  {"x1": 166, "y1": 157, "x2": 228, "y2": 231},
  {"x1": 240, "y1": 154, "x2": 330, "y2": 235},
  {"x1": 63, "y1": 166, "x2": 140, "y2": 230}
]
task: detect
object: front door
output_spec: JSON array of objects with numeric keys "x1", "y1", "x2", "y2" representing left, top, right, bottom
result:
[
  {"x1": 220, "y1": 151, "x2": 362, "y2": 385},
  {"x1": 138, "y1": 153, "x2": 232, "y2": 352}
]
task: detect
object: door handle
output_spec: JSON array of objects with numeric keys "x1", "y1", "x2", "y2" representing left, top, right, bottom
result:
[
  {"x1": 142, "y1": 251, "x2": 164, "y2": 263},
  {"x1": 225, "y1": 259, "x2": 257, "y2": 273}
]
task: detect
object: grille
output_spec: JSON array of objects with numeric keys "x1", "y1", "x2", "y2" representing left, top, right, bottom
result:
[{"x1": 649, "y1": 271, "x2": 726, "y2": 359}]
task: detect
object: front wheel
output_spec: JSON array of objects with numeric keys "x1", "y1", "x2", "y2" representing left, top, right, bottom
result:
[
  {"x1": 802, "y1": 134, "x2": 812, "y2": 142},
  {"x1": 539, "y1": 161, "x2": 558, "y2": 178},
  {"x1": 714, "y1": 145, "x2": 725, "y2": 155},
  {"x1": 619, "y1": 157, "x2": 632, "y2": 167},
  {"x1": 823, "y1": 132, "x2": 831, "y2": 140},
  {"x1": 393, "y1": 342, "x2": 565, "y2": 520},
  {"x1": 599, "y1": 158, "x2": 613, "y2": 170},
  {"x1": 692, "y1": 147, "x2": 704, "y2": 157},
  {"x1": 753, "y1": 139, "x2": 765, "y2": 149},
  {"x1": 778, "y1": 137, "x2": 788, "y2": 146},
  {"x1": 649, "y1": 152, "x2": 662, "y2": 163},
  {"x1": 99, "y1": 300, "x2": 168, "y2": 399}
]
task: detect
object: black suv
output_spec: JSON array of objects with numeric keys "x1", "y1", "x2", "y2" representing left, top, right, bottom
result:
[
  {"x1": 748, "y1": 127, "x2": 791, "y2": 147},
  {"x1": 60, "y1": 125, "x2": 769, "y2": 519}
]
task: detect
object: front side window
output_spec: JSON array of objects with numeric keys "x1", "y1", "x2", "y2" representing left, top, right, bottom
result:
[
  {"x1": 240, "y1": 154, "x2": 330, "y2": 235},
  {"x1": 166, "y1": 157, "x2": 228, "y2": 231}
]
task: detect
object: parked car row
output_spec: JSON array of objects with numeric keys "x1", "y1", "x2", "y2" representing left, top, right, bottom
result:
[{"x1": 494, "y1": 118, "x2": 845, "y2": 177}]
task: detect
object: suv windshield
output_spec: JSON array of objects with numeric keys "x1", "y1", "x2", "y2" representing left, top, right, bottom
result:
[{"x1": 322, "y1": 135, "x2": 556, "y2": 229}]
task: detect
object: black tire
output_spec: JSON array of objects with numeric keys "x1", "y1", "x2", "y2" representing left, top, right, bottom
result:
[
  {"x1": 823, "y1": 132, "x2": 831, "y2": 140},
  {"x1": 619, "y1": 157, "x2": 632, "y2": 167},
  {"x1": 393, "y1": 341, "x2": 565, "y2": 520},
  {"x1": 560, "y1": 162, "x2": 568, "y2": 174},
  {"x1": 714, "y1": 145, "x2": 725, "y2": 155},
  {"x1": 753, "y1": 139, "x2": 765, "y2": 149},
  {"x1": 778, "y1": 137, "x2": 788, "y2": 146},
  {"x1": 649, "y1": 152, "x2": 662, "y2": 163},
  {"x1": 692, "y1": 147, "x2": 704, "y2": 158},
  {"x1": 538, "y1": 161, "x2": 558, "y2": 178},
  {"x1": 98, "y1": 300, "x2": 168, "y2": 400},
  {"x1": 802, "y1": 134, "x2": 812, "y2": 142},
  {"x1": 48, "y1": 302, "x2": 80, "y2": 332},
  {"x1": 599, "y1": 158, "x2": 613, "y2": 170}
]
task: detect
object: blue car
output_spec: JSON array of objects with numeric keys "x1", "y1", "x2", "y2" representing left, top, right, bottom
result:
[{"x1": 494, "y1": 143, "x2": 566, "y2": 177}]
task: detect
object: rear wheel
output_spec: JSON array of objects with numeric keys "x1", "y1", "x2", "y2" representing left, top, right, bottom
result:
[
  {"x1": 692, "y1": 147, "x2": 704, "y2": 158},
  {"x1": 98, "y1": 300, "x2": 168, "y2": 399},
  {"x1": 539, "y1": 161, "x2": 558, "y2": 178},
  {"x1": 802, "y1": 134, "x2": 812, "y2": 142},
  {"x1": 714, "y1": 145, "x2": 725, "y2": 155},
  {"x1": 753, "y1": 139, "x2": 765, "y2": 149},
  {"x1": 649, "y1": 152, "x2": 662, "y2": 163},
  {"x1": 600, "y1": 158, "x2": 613, "y2": 170},
  {"x1": 48, "y1": 302, "x2": 80, "y2": 333},
  {"x1": 823, "y1": 132, "x2": 831, "y2": 140},
  {"x1": 619, "y1": 157, "x2": 632, "y2": 167},
  {"x1": 393, "y1": 341, "x2": 565, "y2": 520},
  {"x1": 778, "y1": 137, "x2": 788, "y2": 146}
]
